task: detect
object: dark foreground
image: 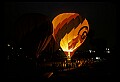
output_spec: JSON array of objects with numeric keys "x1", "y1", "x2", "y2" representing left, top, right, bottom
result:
[{"x1": 6, "y1": 56, "x2": 115, "y2": 81}]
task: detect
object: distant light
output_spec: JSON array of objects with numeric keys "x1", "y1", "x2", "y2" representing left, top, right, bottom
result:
[
  {"x1": 59, "y1": 48, "x2": 61, "y2": 51},
  {"x1": 7, "y1": 44, "x2": 10, "y2": 47},
  {"x1": 89, "y1": 50, "x2": 92, "y2": 53},
  {"x1": 105, "y1": 47, "x2": 110, "y2": 53},
  {"x1": 18, "y1": 55, "x2": 19, "y2": 56},
  {"x1": 96, "y1": 57, "x2": 100, "y2": 59},
  {"x1": 106, "y1": 48, "x2": 107, "y2": 50},
  {"x1": 26, "y1": 56, "x2": 27, "y2": 58},
  {"x1": 20, "y1": 48, "x2": 22, "y2": 49},
  {"x1": 12, "y1": 47, "x2": 13, "y2": 49},
  {"x1": 106, "y1": 51, "x2": 110, "y2": 53},
  {"x1": 106, "y1": 48, "x2": 110, "y2": 50},
  {"x1": 93, "y1": 50, "x2": 95, "y2": 53}
]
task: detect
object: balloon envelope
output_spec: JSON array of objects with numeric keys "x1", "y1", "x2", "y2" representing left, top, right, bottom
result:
[
  {"x1": 52, "y1": 13, "x2": 89, "y2": 59},
  {"x1": 13, "y1": 13, "x2": 53, "y2": 58}
]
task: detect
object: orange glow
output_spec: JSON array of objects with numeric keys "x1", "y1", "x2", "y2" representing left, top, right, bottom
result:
[{"x1": 52, "y1": 13, "x2": 89, "y2": 58}]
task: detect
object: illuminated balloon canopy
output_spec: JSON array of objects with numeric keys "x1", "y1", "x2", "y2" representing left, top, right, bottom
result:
[{"x1": 52, "y1": 13, "x2": 89, "y2": 60}]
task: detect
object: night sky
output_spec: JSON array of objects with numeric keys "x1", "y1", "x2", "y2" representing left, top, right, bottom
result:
[{"x1": 3, "y1": 2, "x2": 116, "y2": 50}]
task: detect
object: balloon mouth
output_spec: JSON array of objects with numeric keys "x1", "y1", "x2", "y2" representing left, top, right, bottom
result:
[{"x1": 64, "y1": 50, "x2": 73, "y2": 52}]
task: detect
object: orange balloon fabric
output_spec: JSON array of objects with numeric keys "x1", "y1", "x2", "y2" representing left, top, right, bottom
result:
[{"x1": 52, "y1": 13, "x2": 89, "y2": 58}]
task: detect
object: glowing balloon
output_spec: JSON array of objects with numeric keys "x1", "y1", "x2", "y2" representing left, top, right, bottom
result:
[{"x1": 52, "y1": 13, "x2": 89, "y2": 60}]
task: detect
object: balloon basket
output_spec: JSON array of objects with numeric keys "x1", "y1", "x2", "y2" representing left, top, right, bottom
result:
[{"x1": 67, "y1": 51, "x2": 71, "y2": 62}]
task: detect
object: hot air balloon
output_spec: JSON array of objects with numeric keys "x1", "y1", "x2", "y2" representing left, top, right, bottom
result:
[
  {"x1": 6, "y1": 13, "x2": 53, "y2": 78},
  {"x1": 52, "y1": 13, "x2": 89, "y2": 61},
  {"x1": 13, "y1": 13, "x2": 53, "y2": 58}
]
